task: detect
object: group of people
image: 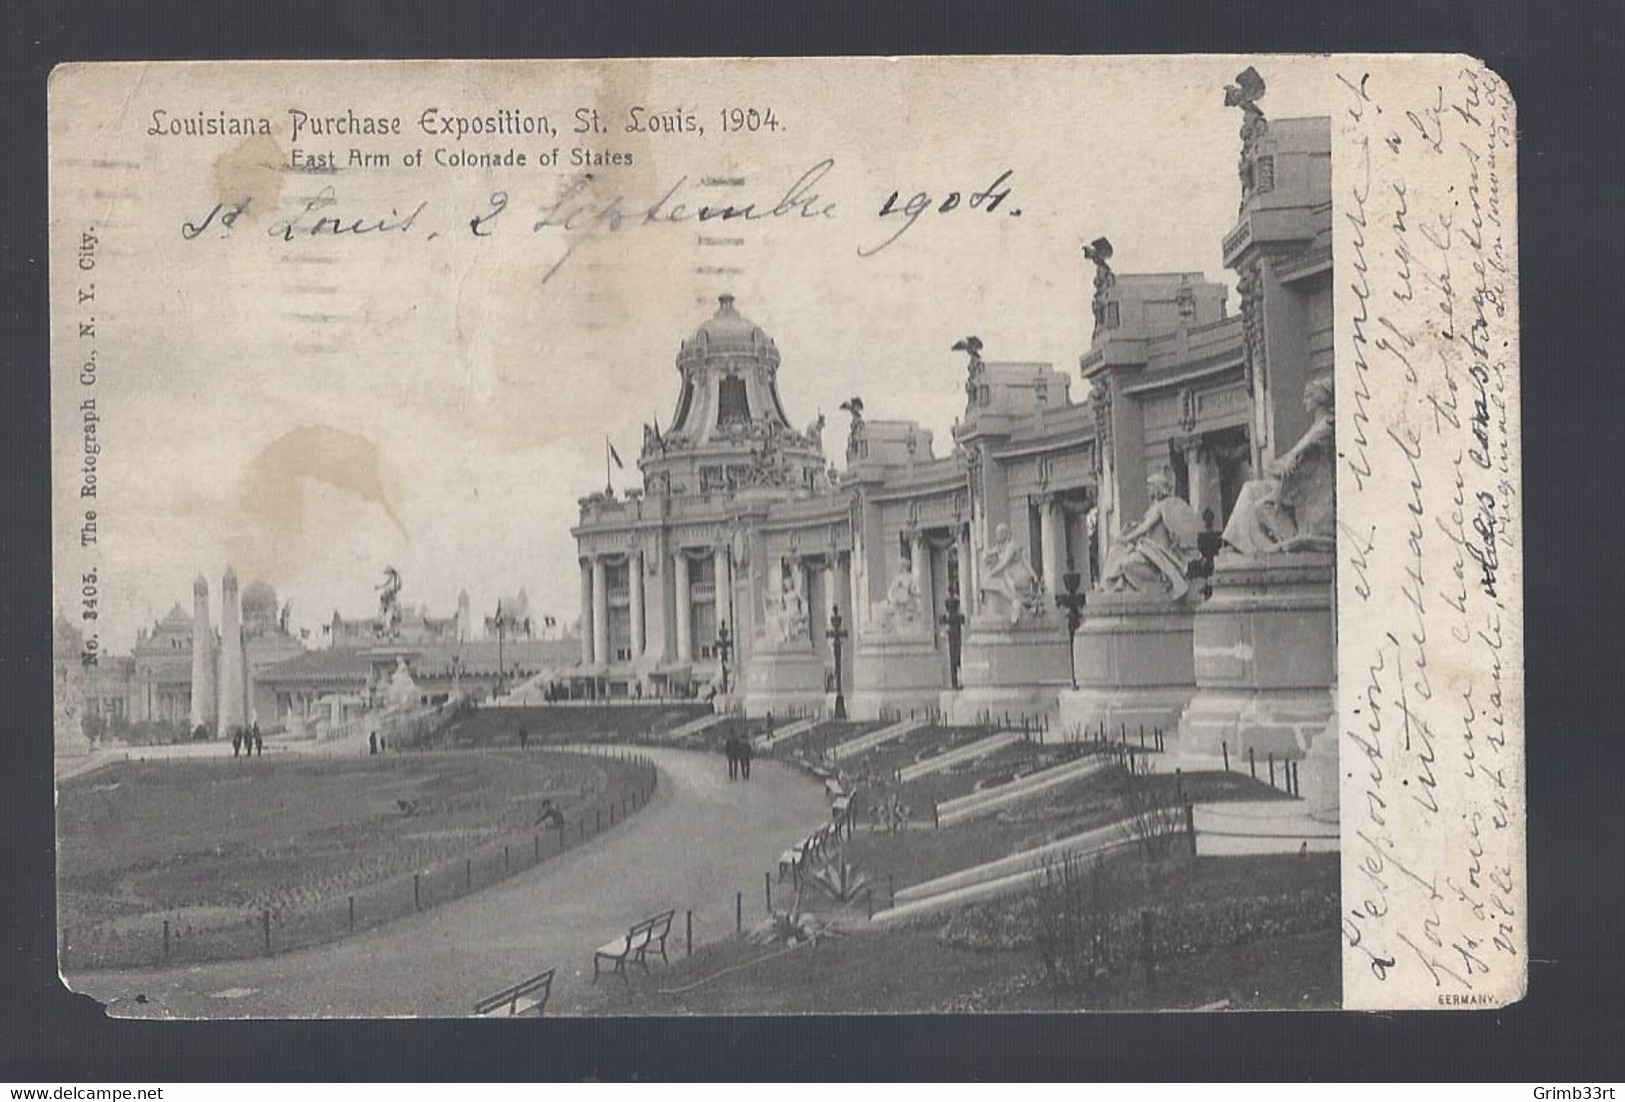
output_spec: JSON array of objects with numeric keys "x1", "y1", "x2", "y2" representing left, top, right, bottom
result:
[
  {"x1": 231, "y1": 724, "x2": 263, "y2": 758},
  {"x1": 367, "y1": 731, "x2": 389, "y2": 755},
  {"x1": 723, "y1": 734, "x2": 754, "y2": 780}
]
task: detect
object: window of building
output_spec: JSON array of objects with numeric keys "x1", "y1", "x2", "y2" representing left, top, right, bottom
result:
[{"x1": 717, "y1": 376, "x2": 751, "y2": 425}]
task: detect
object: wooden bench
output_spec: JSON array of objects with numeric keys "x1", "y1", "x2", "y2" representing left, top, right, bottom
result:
[
  {"x1": 592, "y1": 909, "x2": 675, "y2": 984},
  {"x1": 778, "y1": 822, "x2": 837, "y2": 880},
  {"x1": 472, "y1": 968, "x2": 555, "y2": 1017}
]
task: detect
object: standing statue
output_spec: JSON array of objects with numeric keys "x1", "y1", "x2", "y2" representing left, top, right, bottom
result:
[
  {"x1": 1221, "y1": 376, "x2": 1336, "y2": 554},
  {"x1": 952, "y1": 336, "x2": 985, "y2": 403},
  {"x1": 772, "y1": 569, "x2": 810, "y2": 643},
  {"x1": 1101, "y1": 472, "x2": 1204, "y2": 600},
  {"x1": 978, "y1": 522, "x2": 1047, "y2": 625},
  {"x1": 805, "y1": 412, "x2": 826, "y2": 452},
  {"x1": 1225, "y1": 66, "x2": 1270, "y2": 207},
  {"x1": 376, "y1": 566, "x2": 403, "y2": 636},
  {"x1": 1084, "y1": 237, "x2": 1116, "y2": 332},
  {"x1": 839, "y1": 397, "x2": 866, "y2": 462}
]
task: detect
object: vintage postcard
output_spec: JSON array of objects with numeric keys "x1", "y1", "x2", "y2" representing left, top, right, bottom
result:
[{"x1": 48, "y1": 55, "x2": 1523, "y2": 1016}]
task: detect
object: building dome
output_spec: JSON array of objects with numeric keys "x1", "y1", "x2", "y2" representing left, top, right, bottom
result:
[
  {"x1": 241, "y1": 581, "x2": 278, "y2": 619},
  {"x1": 681, "y1": 294, "x2": 776, "y2": 353}
]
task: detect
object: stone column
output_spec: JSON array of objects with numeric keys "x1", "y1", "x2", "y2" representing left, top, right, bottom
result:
[
  {"x1": 579, "y1": 559, "x2": 594, "y2": 664},
  {"x1": 217, "y1": 567, "x2": 245, "y2": 734},
  {"x1": 629, "y1": 550, "x2": 645, "y2": 662},
  {"x1": 189, "y1": 574, "x2": 216, "y2": 731},
  {"x1": 956, "y1": 524, "x2": 974, "y2": 613},
  {"x1": 911, "y1": 533, "x2": 930, "y2": 617},
  {"x1": 591, "y1": 557, "x2": 609, "y2": 667},
  {"x1": 1039, "y1": 497, "x2": 1063, "y2": 595},
  {"x1": 1186, "y1": 444, "x2": 1208, "y2": 519},
  {"x1": 674, "y1": 550, "x2": 693, "y2": 663},
  {"x1": 713, "y1": 547, "x2": 732, "y2": 635}
]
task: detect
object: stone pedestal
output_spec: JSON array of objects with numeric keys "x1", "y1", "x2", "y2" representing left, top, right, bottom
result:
[
  {"x1": 740, "y1": 640, "x2": 829, "y2": 716},
  {"x1": 1177, "y1": 552, "x2": 1336, "y2": 762},
  {"x1": 945, "y1": 613, "x2": 1072, "y2": 725},
  {"x1": 1302, "y1": 686, "x2": 1340, "y2": 824},
  {"x1": 1056, "y1": 590, "x2": 1197, "y2": 743},
  {"x1": 848, "y1": 630, "x2": 947, "y2": 720}
]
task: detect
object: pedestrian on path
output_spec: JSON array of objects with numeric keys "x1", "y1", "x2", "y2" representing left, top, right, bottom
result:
[
  {"x1": 231, "y1": 730, "x2": 242, "y2": 758},
  {"x1": 739, "y1": 737, "x2": 753, "y2": 780},
  {"x1": 724, "y1": 736, "x2": 740, "y2": 780},
  {"x1": 369, "y1": 731, "x2": 378, "y2": 756}
]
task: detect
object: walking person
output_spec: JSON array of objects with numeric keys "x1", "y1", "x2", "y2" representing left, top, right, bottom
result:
[
  {"x1": 739, "y1": 736, "x2": 753, "y2": 780},
  {"x1": 231, "y1": 730, "x2": 242, "y2": 758},
  {"x1": 368, "y1": 731, "x2": 378, "y2": 756},
  {"x1": 724, "y1": 735, "x2": 739, "y2": 780}
]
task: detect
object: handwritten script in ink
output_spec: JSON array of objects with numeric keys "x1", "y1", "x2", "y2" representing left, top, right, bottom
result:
[{"x1": 1335, "y1": 62, "x2": 1524, "y2": 1010}]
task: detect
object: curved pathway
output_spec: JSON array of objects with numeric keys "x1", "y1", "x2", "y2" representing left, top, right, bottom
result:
[{"x1": 66, "y1": 747, "x2": 827, "y2": 1018}]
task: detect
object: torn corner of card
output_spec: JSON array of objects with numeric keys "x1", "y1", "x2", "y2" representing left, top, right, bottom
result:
[{"x1": 46, "y1": 55, "x2": 1522, "y2": 1017}]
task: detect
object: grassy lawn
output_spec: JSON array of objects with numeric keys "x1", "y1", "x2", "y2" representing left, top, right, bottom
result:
[
  {"x1": 58, "y1": 749, "x2": 653, "y2": 968},
  {"x1": 440, "y1": 704, "x2": 709, "y2": 748},
  {"x1": 841, "y1": 765, "x2": 1290, "y2": 896},
  {"x1": 569, "y1": 852, "x2": 1339, "y2": 1013},
  {"x1": 773, "y1": 720, "x2": 889, "y2": 768}
]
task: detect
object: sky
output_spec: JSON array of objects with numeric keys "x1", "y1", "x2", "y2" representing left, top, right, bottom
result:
[{"x1": 49, "y1": 56, "x2": 1339, "y2": 651}]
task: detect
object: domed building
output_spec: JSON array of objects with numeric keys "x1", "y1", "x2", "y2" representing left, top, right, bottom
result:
[{"x1": 573, "y1": 294, "x2": 844, "y2": 699}]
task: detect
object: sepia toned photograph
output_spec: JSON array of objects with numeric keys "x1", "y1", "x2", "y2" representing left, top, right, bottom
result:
[{"x1": 47, "y1": 55, "x2": 1522, "y2": 1018}]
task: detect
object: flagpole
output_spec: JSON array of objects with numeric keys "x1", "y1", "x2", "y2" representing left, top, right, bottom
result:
[{"x1": 604, "y1": 436, "x2": 612, "y2": 495}]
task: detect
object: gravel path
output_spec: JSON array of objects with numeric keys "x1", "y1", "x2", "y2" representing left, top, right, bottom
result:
[{"x1": 64, "y1": 747, "x2": 827, "y2": 1018}]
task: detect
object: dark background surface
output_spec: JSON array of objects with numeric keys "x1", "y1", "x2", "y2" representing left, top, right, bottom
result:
[{"x1": 2, "y1": 0, "x2": 1621, "y2": 1081}]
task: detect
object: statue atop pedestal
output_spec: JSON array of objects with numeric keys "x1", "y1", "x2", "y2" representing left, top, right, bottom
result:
[
  {"x1": 1101, "y1": 472, "x2": 1204, "y2": 601},
  {"x1": 1221, "y1": 376, "x2": 1336, "y2": 555},
  {"x1": 384, "y1": 657, "x2": 420, "y2": 710},
  {"x1": 977, "y1": 522, "x2": 1047, "y2": 626}
]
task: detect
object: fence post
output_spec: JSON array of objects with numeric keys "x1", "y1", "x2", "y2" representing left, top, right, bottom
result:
[
  {"x1": 1248, "y1": 746, "x2": 1256, "y2": 779},
  {"x1": 765, "y1": 871, "x2": 772, "y2": 914},
  {"x1": 1222, "y1": 740, "x2": 1230, "y2": 772},
  {"x1": 933, "y1": 801, "x2": 940, "y2": 829},
  {"x1": 736, "y1": 891, "x2": 743, "y2": 934},
  {"x1": 1185, "y1": 803, "x2": 1197, "y2": 855},
  {"x1": 1268, "y1": 752, "x2": 1276, "y2": 788},
  {"x1": 348, "y1": 895, "x2": 356, "y2": 933},
  {"x1": 163, "y1": 919, "x2": 170, "y2": 961},
  {"x1": 262, "y1": 909, "x2": 271, "y2": 956},
  {"x1": 1175, "y1": 767, "x2": 1184, "y2": 804},
  {"x1": 504, "y1": 844, "x2": 510, "y2": 872},
  {"x1": 1139, "y1": 724, "x2": 1146, "y2": 750},
  {"x1": 686, "y1": 910, "x2": 693, "y2": 957},
  {"x1": 414, "y1": 873, "x2": 421, "y2": 911}
]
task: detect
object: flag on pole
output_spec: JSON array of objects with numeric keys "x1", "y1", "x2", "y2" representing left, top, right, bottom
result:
[{"x1": 607, "y1": 437, "x2": 624, "y2": 469}]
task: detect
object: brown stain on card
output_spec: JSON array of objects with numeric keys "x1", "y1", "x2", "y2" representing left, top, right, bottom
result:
[
  {"x1": 184, "y1": 425, "x2": 407, "y2": 584},
  {"x1": 213, "y1": 131, "x2": 285, "y2": 215}
]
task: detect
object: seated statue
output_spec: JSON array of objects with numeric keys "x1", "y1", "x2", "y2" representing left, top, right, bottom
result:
[
  {"x1": 1101, "y1": 472, "x2": 1204, "y2": 600},
  {"x1": 1221, "y1": 376, "x2": 1336, "y2": 554},
  {"x1": 869, "y1": 572, "x2": 923, "y2": 633},
  {"x1": 978, "y1": 522, "x2": 1046, "y2": 625}
]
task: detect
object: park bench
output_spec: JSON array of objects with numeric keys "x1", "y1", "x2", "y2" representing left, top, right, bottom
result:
[
  {"x1": 778, "y1": 822, "x2": 836, "y2": 880},
  {"x1": 591, "y1": 908, "x2": 675, "y2": 984},
  {"x1": 472, "y1": 968, "x2": 555, "y2": 1017}
]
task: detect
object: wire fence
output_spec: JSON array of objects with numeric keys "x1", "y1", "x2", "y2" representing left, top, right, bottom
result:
[{"x1": 59, "y1": 748, "x2": 658, "y2": 972}]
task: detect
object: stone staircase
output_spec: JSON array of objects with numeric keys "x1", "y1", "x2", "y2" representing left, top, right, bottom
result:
[
  {"x1": 894, "y1": 730, "x2": 1022, "y2": 782},
  {"x1": 871, "y1": 819, "x2": 1137, "y2": 925},
  {"x1": 828, "y1": 717, "x2": 927, "y2": 762},
  {"x1": 933, "y1": 753, "x2": 1110, "y2": 827},
  {"x1": 753, "y1": 716, "x2": 822, "y2": 752}
]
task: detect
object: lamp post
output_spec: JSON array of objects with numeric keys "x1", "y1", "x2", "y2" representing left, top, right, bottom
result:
[
  {"x1": 828, "y1": 604, "x2": 849, "y2": 720},
  {"x1": 940, "y1": 595, "x2": 967, "y2": 690},
  {"x1": 715, "y1": 620, "x2": 733, "y2": 696},
  {"x1": 1056, "y1": 555, "x2": 1088, "y2": 691}
]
